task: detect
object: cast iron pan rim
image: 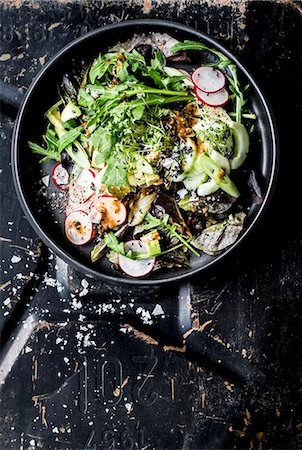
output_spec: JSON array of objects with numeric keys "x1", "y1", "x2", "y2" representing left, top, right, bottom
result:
[{"x1": 12, "y1": 19, "x2": 279, "y2": 287}]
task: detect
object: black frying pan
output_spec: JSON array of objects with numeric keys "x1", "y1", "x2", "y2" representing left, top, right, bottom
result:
[{"x1": 11, "y1": 19, "x2": 278, "y2": 286}]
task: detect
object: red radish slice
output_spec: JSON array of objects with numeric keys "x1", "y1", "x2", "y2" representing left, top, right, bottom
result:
[
  {"x1": 194, "y1": 86, "x2": 229, "y2": 107},
  {"x1": 69, "y1": 168, "x2": 95, "y2": 204},
  {"x1": 66, "y1": 194, "x2": 96, "y2": 217},
  {"x1": 89, "y1": 195, "x2": 127, "y2": 229},
  {"x1": 118, "y1": 240, "x2": 155, "y2": 278},
  {"x1": 192, "y1": 66, "x2": 225, "y2": 93},
  {"x1": 65, "y1": 211, "x2": 93, "y2": 245},
  {"x1": 52, "y1": 163, "x2": 69, "y2": 189}
]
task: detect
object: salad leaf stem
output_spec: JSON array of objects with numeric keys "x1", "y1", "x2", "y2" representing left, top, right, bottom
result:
[{"x1": 124, "y1": 88, "x2": 190, "y2": 98}]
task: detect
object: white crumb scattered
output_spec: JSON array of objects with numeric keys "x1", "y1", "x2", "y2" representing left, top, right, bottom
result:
[
  {"x1": 25, "y1": 346, "x2": 32, "y2": 353},
  {"x1": 57, "y1": 282, "x2": 64, "y2": 293},
  {"x1": 162, "y1": 157, "x2": 174, "y2": 168},
  {"x1": 42, "y1": 175, "x2": 50, "y2": 186},
  {"x1": 52, "y1": 427, "x2": 59, "y2": 434},
  {"x1": 136, "y1": 307, "x2": 152, "y2": 325},
  {"x1": 177, "y1": 188, "x2": 188, "y2": 199},
  {"x1": 3, "y1": 297, "x2": 11, "y2": 306},
  {"x1": 102, "y1": 303, "x2": 115, "y2": 313},
  {"x1": 79, "y1": 288, "x2": 88, "y2": 297},
  {"x1": 152, "y1": 304, "x2": 164, "y2": 316},
  {"x1": 43, "y1": 274, "x2": 57, "y2": 287},
  {"x1": 81, "y1": 279, "x2": 89, "y2": 289},
  {"x1": 125, "y1": 402, "x2": 133, "y2": 413},
  {"x1": 11, "y1": 255, "x2": 22, "y2": 264},
  {"x1": 71, "y1": 298, "x2": 82, "y2": 310}
]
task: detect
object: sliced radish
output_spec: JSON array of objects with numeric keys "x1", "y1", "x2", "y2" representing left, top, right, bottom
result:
[
  {"x1": 118, "y1": 240, "x2": 155, "y2": 278},
  {"x1": 66, "y1": 194, "x2": 96, "y2": 217},
  {"x1": 65, "y1": 211, "x2": 93, "y2": 245},
  {"x1": 69, "y1": 168, "x2": 95, "y2": 204},
  {"x1": 191, "y1": 66, "x2": 225, "y2": 93},
  {"x1": 89, "y1": 195, "x2": 127, "y2": 229},
  {"x1": 194, "y1": 86, "x2": 229, "y2": 107},
  {"x1": 52, "y1": 163, "x2": 69, "y2": 189}
]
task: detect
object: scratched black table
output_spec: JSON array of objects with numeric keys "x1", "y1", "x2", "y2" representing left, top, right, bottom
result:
[{"x1": 0, "y1": 1, "x2": 302, "y2": 449}]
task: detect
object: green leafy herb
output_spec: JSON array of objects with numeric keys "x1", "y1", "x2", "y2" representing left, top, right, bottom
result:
[
  {"x1": 151, "y1": 49, "x2": 165, "y2": 71},
  {"x1": 78, "y1": 88, "x2": 95, "y2": 108},
  {"x1": 90, "y1": 127, "x2": 112, "y2": 164},
  {"x1": 102, "y1": 152, "x2": 129, "y2": 187},
  {"x1": 104, "y1": 232, "x2": 125, "y2": 255},
  {"x1": 89, "y1": 54, "x2": 116, "y2": 84},
  {"x1": 28, "y1": 141, "x2": 60, "y2": 162},
  {"x1": 57, "y1": 127, "x2": 82, "y2": 152}
]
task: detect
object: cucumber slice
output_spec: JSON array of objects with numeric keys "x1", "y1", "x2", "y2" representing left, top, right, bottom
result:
[
  {"x1": 210, "y1": 149, "x2": 230, "y2": 175},
  {"x1": 197, "y1": 178, "x2": 219, "y2": 196},
  {"x1": 195, "y1": 153, "x2": 239, "y2": 198},
  {"x1": 61, "y1": 101, "x2": 81, "y2": 123},
  {"x1": 229, "y1": 122, "x2": 249, "y2": 170},
  {"x1": 182, "y1": 138, "x2": 197, "y2": 173},
  {"x1": 183, "y1": 171, "x2": 208, "y2": 191}
]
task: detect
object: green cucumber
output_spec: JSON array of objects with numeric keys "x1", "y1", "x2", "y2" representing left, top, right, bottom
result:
[
  {"x1": 229, "y1": 122, "x2": 249, "y2": 170},
  {"x1": 195, "y1": 153, "x2": 239, "y2": 198},
  {"x1": 197, "y1": 178, "x2": 219, "y2": 196},
  {"x1": 182, "y1": 138, "x2": 197, "y2": 173},
  {"x1": 183, "y1": 171, "x2": 208, "y2": 191},
  {"x1": 61, "y1": 101, "x2": 81, "y2": 123}
]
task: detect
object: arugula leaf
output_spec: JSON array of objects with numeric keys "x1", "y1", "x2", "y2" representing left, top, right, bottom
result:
[
  {"x1": 90, "y1": 127, "x2": 112, "y2": 165},
  {"x1": 132, "y1": 104, "x2": 145, "y2": 120},
  {"x1": 102, "y1": 152, "x2": 129, "y2": 187},
  {"x1": 89, "y1": 53, "x2": 120, "y2": 84},
  {"x1": 89, "y1": 55, "x2": 107, "y2": 84},
  {"x1": 45, "y1": 127, "x2": 58, "y2": 151},
  {"x1": 116, "y1": 61, "x2": 129, "y2": 82},
  {"x1": 162, "y1": 76, "x2": 187, "y2": 92},
  {"x1": 58, "y1": 127, "x2": 82, "y2": 152},
  {"x1": 148, "y1": 68, "x2": 164, "y2": 88},
  {"x1": 104, "y1": 232, "x2": 125, "y2": 255},
  {"x1": 150, "y1": 49, "x2": 165, "y2": 71},
  {"x1": 28, "y1": 141, "x2": 60, "y2": 162},
  {"x1": 78, "y1": 88, "x2": 95, "y2": 108},
  {"x1": 125, "y1": 49, "x2": 146, "y2": 72}
]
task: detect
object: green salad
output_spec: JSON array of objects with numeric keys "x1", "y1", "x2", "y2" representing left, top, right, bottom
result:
[{"x1": 29, "y1": 32, "x2": 257, "y2": 278}]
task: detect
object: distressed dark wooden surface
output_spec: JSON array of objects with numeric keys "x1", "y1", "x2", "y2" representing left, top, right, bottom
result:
[{"x1": 0, "y1": 1, "x2": 302, "y2": 449}]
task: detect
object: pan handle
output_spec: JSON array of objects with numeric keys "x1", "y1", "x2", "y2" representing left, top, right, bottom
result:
[
  {"x1": 0, "y1": 81, "x2": 25, "y2": 111},
  {"x1": 159, "y1": 282, "x2": 266, "y2": 386}
]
